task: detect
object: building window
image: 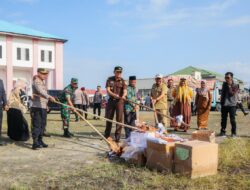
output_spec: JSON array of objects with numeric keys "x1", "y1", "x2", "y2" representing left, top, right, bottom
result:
[
  {"x1": 41, "y1": 50, "x2": 53, "y2": 63},
  {"x1": 25, "y1": 48, "x2": 29, "y2": 61},
  {"x1": 0, "y1": 45, "x2": 2, "y2": 59},
  {"x1": 41, "y1": 50, "x2": 45, "y2": 62},
  {"x1": 48, "y1": 51, "x2": 52, "y2": 62},
  {"x1": 17, "y1": 47, "x2": 30, "y2": 61},
  {"x1": 17, "y1": 48, "x2": 21, "y2": 60}
]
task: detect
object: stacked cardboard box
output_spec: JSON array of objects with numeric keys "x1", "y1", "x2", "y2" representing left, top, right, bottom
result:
[
  {"x1": 174, "y1": 140, "x2": 218, "y2": 178},
  {"x1": 191, "y1": 130, "x2": 216, "y2": 143},
  {"x1": 146, "y1": 140, "x2": 175, "y2": 172}
]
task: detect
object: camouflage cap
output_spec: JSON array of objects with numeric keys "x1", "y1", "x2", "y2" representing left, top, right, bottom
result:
[
  {"x1": 114, "y1": 66, "x2": 123, "y2": 72},
  {"x1": 37, "y1": 68, "x2": 49, "y2": 74},
  {"x1": 71, "y1": 78, "x2": 78, "y2": 84}
]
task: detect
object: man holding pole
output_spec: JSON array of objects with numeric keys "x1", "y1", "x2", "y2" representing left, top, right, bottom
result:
[
  {"x1": 151, "y1": 74, "x2": 168, "y2": 128},
  {"x1": 31, "y1": 68, "x2": 55, "y2": 150},
  {"x1": 124, "y1": 76, "x2": 137, "y2": 139},
  {"x1": 60, "y1": 78, "x2": 78, "y2": 138},
  {"x1": 104, "y1": 66, "x2": 127, "y2": 142}
]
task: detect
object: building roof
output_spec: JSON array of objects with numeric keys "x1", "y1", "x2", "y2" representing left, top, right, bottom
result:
[
  {"x1": 85, "y1": 89, "x2": 107, "y2": 96},
  {"x1": 0, "y1": 20, "x2": 67, "y2": 42},
  {"x1": 170, "y1": 65, "x2": 243, "y2": 83},
  {"x1": 170, "y1": 66, "x2": 223, "y2": 79}
]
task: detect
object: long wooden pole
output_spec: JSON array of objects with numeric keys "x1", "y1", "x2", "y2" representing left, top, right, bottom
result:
[
  {"x1": 53, "y1": 100, "x2": 144, "y2": 132},
  {"x1": 32, "y1": 94, "x2": 142, "y2": 132},
  {"x1": 74, "y1": 109, "x2": 111, "y2": 145},
  {"x1": 125, "y1": 99, "x2": 190, "y2": 127}
]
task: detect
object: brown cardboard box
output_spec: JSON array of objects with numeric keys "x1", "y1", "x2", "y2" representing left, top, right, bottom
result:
[
  {"x1": 174, "y1": 140, "x2": 218, "y2": 179},
  {"x1": 146, "y1": 140, "x2": 175, "y2": 172},
  {"x1": 191, "y1": 130, "x2": 216, "y2": 143},
  {"x1": 121, "y1": 146, "x2": 147, "y2": 167},
  {"x1": 127, "y1": 150, "x2": 147, "y2": 167}
]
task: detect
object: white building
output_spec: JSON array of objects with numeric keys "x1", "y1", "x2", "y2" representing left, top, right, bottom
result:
[{"x1": 0, "y1": 20, "x2": 67, "y2": 96}]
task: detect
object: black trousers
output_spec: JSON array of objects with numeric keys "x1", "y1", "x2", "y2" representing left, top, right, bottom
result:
[
  {"x1": 82, "y1": 105, "x2": 88, "y2": 119},
  {"x1": 93, "y1": 103, "x2": 101, "y2": 117},
  {"x1": 0, "y1": 108, "x2": 2, "y2": 135},
  {"x1": 31, "y1": 107, "x2": 47, "y2": 139},
  {"x1": 221, "y1": 106, "x2": 237, "y2": 135},
  {"x1": 74, "y1": 104, "x2": 83, "y2": 120},
  {"x1": 124, "y1": 111, "x2": 136, "y2": 139}
]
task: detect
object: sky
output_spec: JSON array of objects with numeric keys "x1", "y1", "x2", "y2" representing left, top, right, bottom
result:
[{"x1": 1, "y1": 0, "x2": 250, "y2": 88}]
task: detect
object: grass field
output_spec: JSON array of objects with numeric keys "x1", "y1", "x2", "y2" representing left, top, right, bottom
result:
[{"x1": 0, "y1": 110, "x2": 249, "y2": 190}]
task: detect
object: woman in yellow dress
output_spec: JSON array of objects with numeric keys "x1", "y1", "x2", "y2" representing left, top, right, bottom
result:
[{"x1": 171, "y1": 78, "x2": 193, "y2": 132}]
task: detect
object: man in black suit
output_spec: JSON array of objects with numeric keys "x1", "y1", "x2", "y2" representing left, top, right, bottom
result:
[{"x1": 0, "y1": 79, "x2": 8, "y2": 145}]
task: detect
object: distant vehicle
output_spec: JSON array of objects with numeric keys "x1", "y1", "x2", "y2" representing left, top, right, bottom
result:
[
  {"x1": 47, "y1": 90, "x2": 63, "y2": 113},
  {"x1": 23, "y1": 95, "x2": 32, "y2": 111},
  {"x1": 210, "y1": 80, "x2": 222, "y2": 111}
]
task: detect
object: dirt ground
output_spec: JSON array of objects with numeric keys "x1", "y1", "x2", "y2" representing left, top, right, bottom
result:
[{"x1": 0, "y1": 109, "x2": 249, "y2": 189}]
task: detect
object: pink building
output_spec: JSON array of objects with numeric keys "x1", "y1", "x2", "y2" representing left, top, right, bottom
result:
[{"x1": 0, "y1": 20, "x2": 67, "y2": 96}]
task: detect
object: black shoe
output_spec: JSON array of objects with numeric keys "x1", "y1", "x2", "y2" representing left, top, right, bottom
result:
[
  {"x1": 75, "y1": 119, "x2": 79, "y2": 122},
  {"x1": 244, "y1": 112, "x2": 249, "y2": 116},
  {"x1": 43, "y1": 132, "x2": 51, "y2": 137},
  {"x1": 219, "y1": 132, "x2": 226, "y2": 137},
  {"x1": 39, "y1": 139, "x2": 48, "y2": 148},
  {"x1": 32, "y1": 140, "x2": 42, "y2": 150},
  {"x1": 63, "y1": 129, "x2": 72, "y2": 138}
]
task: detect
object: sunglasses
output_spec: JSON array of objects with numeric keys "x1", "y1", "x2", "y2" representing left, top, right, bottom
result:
[{"x1": 225, "y1": 77, "x2": 231, "y2": 79}]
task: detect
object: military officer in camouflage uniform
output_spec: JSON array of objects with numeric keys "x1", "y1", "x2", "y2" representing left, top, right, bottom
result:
[
  {"x1": 31, "y1": 68, "x2": 55, "y2": 150},
  {"x1": 60, "y1": 78, "x2": 78, "y2": 138},
  {"x1": 105, "y1": 66, "x2": 127, "y2": 142}
]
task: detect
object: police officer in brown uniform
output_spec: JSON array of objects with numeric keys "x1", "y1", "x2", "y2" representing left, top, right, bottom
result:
[{"x1": 104, "y1": 66, "x2": 127, "y2": 142}]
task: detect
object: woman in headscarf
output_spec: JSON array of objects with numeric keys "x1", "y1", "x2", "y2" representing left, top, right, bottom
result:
[
  {"x1": 195, "y1": 80, "x2": 212, "y2": 130},
  {"x1": 171, "y1": 78, "x2": 193, "y2": 132},
  {"x1": 7, "y1": 79, "x2": 30, "y2": 141}
]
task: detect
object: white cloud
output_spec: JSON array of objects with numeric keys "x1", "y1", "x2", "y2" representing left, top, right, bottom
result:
[
  {"x1": 108, "y1": 0, "x2": 241, "y2": 30},
  {"x1": 225, "y1": 16, "x2": 250, "y2": 26},
  {"x1": 142, "y1": 10, "x2": 190, "y2": 30},
  {"x1": 202, "y1": 62, "x2": 250, "y2": 86}
]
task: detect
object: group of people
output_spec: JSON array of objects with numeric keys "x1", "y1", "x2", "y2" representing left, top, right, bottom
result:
[
  {"x1": 72, "y1": 85, "x2": 104, "y2": 122},
  {"x1": 103, "y1": 68, "x2": 245, "y2": 142},
  {"x1": 0, "y1": 67, "x2": 246, "y2": 148},
  {"x1": 103, "y1": 67, "x2": 211, "y2": 142}
]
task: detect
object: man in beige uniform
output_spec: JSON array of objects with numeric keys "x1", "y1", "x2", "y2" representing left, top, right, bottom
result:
[
  {"x1": 167, "y1": 78, "x2": 175, "y2": 125},
  {"x1": 151, "y1": 74, "x2": 168, "y2": 127}
]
